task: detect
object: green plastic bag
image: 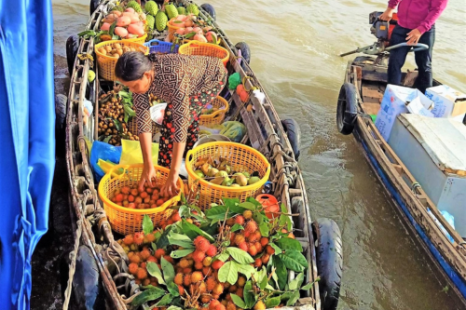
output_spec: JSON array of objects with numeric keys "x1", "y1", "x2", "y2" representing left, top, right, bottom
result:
[
  {"x1": 228, "y1": 72, "x2": 241, "y2": 90},
  {"x1": 119, "y1": 139, "x2": 159, "y2": 165}
]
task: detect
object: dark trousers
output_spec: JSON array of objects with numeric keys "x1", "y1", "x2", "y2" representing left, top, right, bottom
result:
[{"x1": 387, "y1": 25, "x2": 435, "y2": 94}]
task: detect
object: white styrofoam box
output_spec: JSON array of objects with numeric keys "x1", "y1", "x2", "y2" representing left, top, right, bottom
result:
[
  {"x1": 375, "y1": 85, "x2": 434, "y2": 141},
  {"x1": 426, "y1": 85, "x2": 466, "y2": 118},
  {"x1": 388, "y1": 114, "x2": 466, "y2": 236},
  {"x1": 452, "y1": 113, "x2": 466, "y2": 124}
]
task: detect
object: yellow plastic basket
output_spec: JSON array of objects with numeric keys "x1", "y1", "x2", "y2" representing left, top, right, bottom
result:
[
  {"x1": 179, "y1": 41, "x2": 230, "y2": 67},
  {"x1": 199, "y1": 96, "x2": 229, "y2": 126},
  {"x1": 186, "y1": 142, "x2": 271, "y2": 208},
  {"x1": 95, "y1": 40, "x2": 149, "y2": 81},
  {"x1": 123, "y1": 33, "x2": 147, "y2": 44},
  {"x1": 98, "y1": 164, "x2": 183, "y2": 235},
  {"x1": 167, "y1": 21, "x2": 183, "y2": 42}
]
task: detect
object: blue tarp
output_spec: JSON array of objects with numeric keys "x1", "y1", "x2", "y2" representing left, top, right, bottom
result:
[{"x1": 0, "y1": 0, "x2": 55, "y2": 308}]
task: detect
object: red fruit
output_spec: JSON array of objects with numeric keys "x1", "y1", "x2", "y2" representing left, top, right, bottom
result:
[
  {"x1": 163, "y1": 255, "x2": 174, "y2": 264},
  {"x1": 203, "y1": 257, "x2": 213, "y2": 267},
  {"x1": 178, "y1": 285, "x2": 185, "y2": 295},
  {"x1": 255, "y1": 243, "x2": 263, "y2": 253},
  {"x1": 206, "y1": 245, "x2": 218, "y2": 257},
  {"x1": 199, "y1": 281, "x2": 207, "y2": 294},
  {"x1": 146, "y1": 233, "x2": 156, "y2": 243},
  {"x1": 123, "y1": 235, "x2": 134, "y2": 245},
  {"x1": 131, "y1": 189, "x2": 139, "y2": 196},
  {"x1": 129, "y1": 254, "x2": 141, "y2": 264},
  {"x1": 171, "y1": 212, "x2": 181, "y2": 222},
  {"x1": 121, "y1": 186, "x2": 130, "y2": 195},
  {"x1": 202, "y1": 266, "x2": 212, "y2": 276},
  {"x1": 243, "y1": 210, "x2": 253, "y2": 219},
  {"x1": 226, "y1": 218, "x2": 235, "y2": 226},
  {"x1": 261, "y1": 254, "x2": 270, "y2": 264},
  {"x1": 236, "y1": 287, "x2": 244, "y2": 298},
  {"x1": 193, "y1": 250, "x2": 206, "y2": 263},
  {"x1": 260, "y1": 237, "x2": 269, "y2": 247},
  {"x1": 213, "y1": 283, "x2": 224, "y2": 295},
  {"x1": 226, "y1": 301, "x2": 237, "y2": 310},
  {"x1": 254, "y1": 258, "x2": 262, "y2": 268},
  {"x1": 192, "y1": 271, "x2": 203, "y2": 283},
  {"x1": 248, "y1": 244, "x2": 257, "y2": 256},
  {"x1": 183, "y1": 267, "x2": 193, "y2": 274},
  {"x1": 244, "y1": 231, "x2": 251, "y2": 239},
  {"x1": 245, "y1": 220, "x2": 258, "y2": 234},
  {"x1": 174, "y1": 273, "x2": 183, "y2": 285},
  {"x1": 195, "y1": 261, "x2": 204, "y2": 270},
  {"x1": 128, "y1": 263, "x2": 138, "y2": 275},
  {"x1": 184, "y1": 274, "x2": 192, "y2": 286},
  {"x1": 201, "y1": 294, "x2": 212, "y2": 303},
  {"x1": 230, "y1": 232, "x2": 236, "y2": 244},
  {"x1": 234, "y1": 215, "x2": 245, "y2": 225},
  {"x1": 234, "y1": 234, "x2": 245, "y2": 246},
  {"x1": 136, "y1": 268, "x2": 148, "y2": 280},
  {"x1": 288, "y1": 232, "x2": 296, "y2": 239},
  {"x1": 194, "y1": 236, "x2": 211, "y2": 253},
  {"x1": 248, "y1": 231, "x2": 261, "y2": 243},
  {"x1": 180, "y1": 258, "x2": 190, "y2": 268},
  {"x1": 210, "y1": 300, "x2": 220, "y2": 310},
  {"x1": 212, "y1": 260, "x2": 224, "y2": 270},
  {"x1": 266, "y1": 245, "x2": 275, "y2": 255},
  {"x1": 155, "y1": 249, "x2": 166, "y2": 260},
  {"x1": 206, "y1": 276, "x2": 217, "y2": 291},
  {"x1": 216, "y1": 305, "x2": 226, "y2": 310},
  {"x1": 237, "y1": 276, "x2": 246, "y2": 287},
  {"x1": 228, "y1": 285, "x2": 237, "y2": 293},
  {"x1": 115, "y1": 193, "x2": 124, "y2": 202},
  {"x1": 237, "y1": 242, "x2": 248, "y2": 252},
  {"x1": 134, "y1": 232, "x2": 144, "y2": 245},
  {"x1": 143, "y1": 278, "x2": 151, "y2": 286},
  {"x1": 140, "y1": 248, "x2": 151, "y2": 260},
  {"x1": 140, "y1": 262, "x2": 147, "y2": 269}
]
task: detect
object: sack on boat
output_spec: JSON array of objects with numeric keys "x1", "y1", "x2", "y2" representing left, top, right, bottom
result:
[
  {"x1": 119, "y1": 139, "x2": 159, "y2": 165},
  {"x1": 90, "y1": 141, "x2": 122, "y2": 182}
]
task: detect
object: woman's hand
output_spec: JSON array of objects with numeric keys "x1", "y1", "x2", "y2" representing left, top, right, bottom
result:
[
  {"x1": 379, "y1": 7, "x2": 394, "y2": 21},
  {"x1": 139, "y1": 164, "x2": 156, "y2": 192},
  {"x1": 161, "y1": 172, "x2": 180, "y2": 198},
  {"x1": 406, "y1": 29, "x2": 422, "y2": 45}
]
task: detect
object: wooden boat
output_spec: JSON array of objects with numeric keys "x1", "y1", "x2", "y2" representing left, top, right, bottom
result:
[
  {"x1": 63, "y1": 0, "x2": 343, "y2": 309},
  {"x1": 336, "y1": 12, "x2": 466, "y2": 305}
]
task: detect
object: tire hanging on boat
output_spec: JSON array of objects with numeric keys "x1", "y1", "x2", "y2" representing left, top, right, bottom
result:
[
  {"x1": 66, "y1": 35, "x2": 79, "y2": 77},
  {"x1": 235, "y1": 42, "x2": 251, "y2": 64},
  {"x1": 200, "y1": 3, "x2": 216, "y2": 20},
  {"x1": 281, "y1": 118, "x2": 301, "y2": 160},
  {"x1": 89, "y1": 0, "x2": 102, "y2": 15},
  {"x1": 336, "y1": 83, "x2": 358, "y2": 135},
  {"x1": 313, "y1": 218, "x2": 342, "y2": 310}
]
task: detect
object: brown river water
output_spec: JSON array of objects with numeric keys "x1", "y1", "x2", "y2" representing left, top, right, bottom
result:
[{"x1": 49, "y1": 0, "x2": 466, "y2": 309}]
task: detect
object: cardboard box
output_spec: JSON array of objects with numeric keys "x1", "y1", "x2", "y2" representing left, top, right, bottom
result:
[
  {"x1": 375, "y1": 85, "x2": 434, "y2": 141},
  {"x1": 426, "y1": 85, "x2": 466, "y2": 118}
]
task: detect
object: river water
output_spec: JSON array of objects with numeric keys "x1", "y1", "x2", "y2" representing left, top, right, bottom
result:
[{"x1": 51, "y1": 0, "x2": 466, "y2": 309}]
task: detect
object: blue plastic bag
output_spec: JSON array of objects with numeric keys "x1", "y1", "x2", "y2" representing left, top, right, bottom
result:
[
  {"x1": 90, "y1": 141, "x2": 122, "y2": 182},
  {"x1": 427, "y1": 208, "x2": 456, "y2": 243}
]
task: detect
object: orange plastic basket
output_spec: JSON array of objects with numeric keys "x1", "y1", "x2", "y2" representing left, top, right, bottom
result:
[
  {"x1": 95, "y1": 40, "x2": 149, "y2": 81},
  {"x1": 98, "y1": 164, "x2": 183, "y2": 235},
  {"x1": 179, "y1": 41, "x2": 230, "y2": 67},
  {"x1": 186, "y1": 142, "x2": 271, "y2": 208},
  {"x1": 199, "y1": 96, "x2": 229, "y2": 126}
]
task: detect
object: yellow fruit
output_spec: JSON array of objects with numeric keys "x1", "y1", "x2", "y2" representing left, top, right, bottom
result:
[{"x1": 254, "y1": 301, "x2": 266, "y2": 310}]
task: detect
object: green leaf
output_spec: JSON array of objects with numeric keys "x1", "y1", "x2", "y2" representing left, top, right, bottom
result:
[
  {"x1": 156, "y1": 293, "x2": 174, "y2": 306},
  {"x1": 124, "y1": 104, "x2": 136, "y2": 120},
  {"x1": 265, "y1": 296, "x2": 281, "y2": 308},
  {"x1": 259, "y1": 272, "x2": 268, "y2": 290},
  {"x1": 278, "y1": 250, "x2": 308, "y2": 272},
  {"x1": 151, "y1": 242, "x2": 157, "y2": 252},
  {"x1": 146, "y1": 262, "x2": 165, "y2": 285},
  {"x1": 184, "y1": 31, "x2": 196, "y2": 39},
  {"x1": 280, "y1": 203, "x2": 288, "y2": 213},
  {"x1": 234, "y1": 262, "x2": 255, "y2": 279},
  {"x1": 130, "y1": 286, "x2": 166, "y2": 306},
  {"x1": 230, "y1": 294, "x2": 246, "y2": 309},
  {"x1": 226, "y1": 247, "x2": 254, "y2": 264},
  {"x1": 253, "y1": 212, "x2": 266, "y2": 225},
  {"x1": 243, "y1": 281, "x2": 256, "y2": 308},
  {"x1": 205, "y1": 205, "x2": 245, "y2": 221},
  {"x1": 170, "y1": 248, "x2": 195, "y2": 259},
  {"x1": 168, "y1": 233, "x2": 195, "y2": 248},
  {"x1": 166, "y1": 307, "x2": 183, "y2": 310},
  {"x1": 181, "y1": 219, "x2": 215, "y2": 242},
  {"x1": 269, "y1": 243, "x2": 282, "y2": 254},
  {"x1": 246, "y1": 197, "x2": 262, "y2": 207},
  {"x1": 286, "y1": 291, "x2": 300, "y2": 306},
  {"x1": 119, "y1": 90, "x2": 131, "y2": 98},
  {"x1": 143, "y1": 215, "x2": 154, "y2": 235},
  {"x1": 288, "y1": 273, "x2": 305, "y2": 291},
  {"x1": 273, "y1": 256, "x2": 287, "y2": 290},
  {"x1": 103, "y1": 135, "x2": 112, "y2": 143},
  {"x1": 178, "y1": 205, "x2": 189, "y2": 217},
  {"x1": 230, "y1": 223, "x2": 244, "y2": 232},
  {"x1": 156, "y1": 225, "x2": 172, "y2": 248},
  {"x1": 77, "y1": 30, "x2": 96, "y2": 38},
  {"x1": 109, "y1": 20, "x2": 117, "y2": 36},
  {"x1": 279, "y1": 214, "x2": 292, "y2": 232},
  {"x1": 238, "y1": 201, "x2": 257, "y2": 210},
  {"x1": 215, "y1": 252, "x2": 230, "y2": 262},
  {"x1": 218, "y1": 261, "x2": 238, "y2": 285},
  {"x1": 259, "y1": 222, "x2": 269, "y2": 237},
  {"x1": 167, "y1": 282, "x2": 180, "y2": 297},
  {"x1": 301, "y1": 281, "x2": 316, "y2": 290},
  {"x1": 276, "y1": 238, "x2": 303, "y2": 252},
  {"x1": 161, "y1": 256, "x2": 175, "y2": 284}
]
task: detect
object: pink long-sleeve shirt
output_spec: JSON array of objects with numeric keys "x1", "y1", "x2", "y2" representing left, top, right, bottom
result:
[{"x1": 388, "y1": 0, "x2": 448, "y2": 34}]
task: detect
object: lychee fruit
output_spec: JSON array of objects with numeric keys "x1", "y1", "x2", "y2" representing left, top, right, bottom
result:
[
  {"x1": 260, "y1": 237, "x2": 269, "y2": 247},
  {"x1": 178, "y1": 285, "x2": 185, "y2": 295},
  {"x1": 134, "y1": 232, "x2": 144, "y2": 245},
  {"x1": 183, "y1": 267, "x2": 193, "y2": 274},
  {"x1": 248, "y1": 244, "x2": 258, "y2": 256},
  {"x1": 206, "y1": 276, "x2": 217, "y2": 292},
  {"x1": 140, "y1": 262, "x2": 147, "y2": 270},
  {"x1": 226, "y1": 301, "x2": 237, "y2": 310},
  {"x1": 255, "y1": 243, "x2": 263, "y2": 253},
  {"x1": 213, "y1": 283, "x2": 224, "y2": 295},
  {"x1": 192, "y1": 271, "x2": 203, "y2": 283},
  {"x1": 123, "y1": 234, "x2": 134, "y2": 245},
  {"x1": 237, "y1": 276, "x2": 246, "y2": 287},
  {"x1": 238, "y1": 242, "x2": 248, "y2": 252},
  {"x1": 266, "y1": 245, "x2": 275, "y2": 255},
  {"x1": 243, "y1": 210, "x2": 253, "y2": 219},
  {"x1": 174, "y1": 273, "x2": 183, "y2": 285},
  {"x1": 195, "y1": 261, "x2": 204, "y2": 270},
  {"x1": 171, "y1": 212, "x2": 181, "y2": 222},
  {"x1": 198, "y1": 281, "x2": 207, "y2": 294},
  {"x1": 193, "y1": 250, "x2": 206, "y2": 263},
  {"x1": 155, "y1": 249, "x2": 166, "y2": 260},
  {"x1": 143, "y1": 278, "x2": 151, "y2": 286},
  {"x1": 254, "y1": 258, "x2": 262, "y2": 268},
  {"x1": 183, "y1": 274, "x2": 192, "y2": 286},
  {"x1": 203, "y1": 257, "x2": 213, "y2": 267},
  {"x1": 140, "y1": 248, "x2": 151, "y2": 260},
  {"x1": 129, "y1": 254, "x2": 141, "y2": 264},
  {"x1": 147, "y1": 256, "x2": 157, "y2": 263},
  {"x1": 216, "y1": 304, "x2": 226, "y2": 310},
  {"x1": 212, "y1": 260, "x2": 224, "y2": 270},
  {"x1": 201, "y1": 294, "x2": 212, "y2": 303},
  {"x1": 209, "y1": 300, "x2": 220, "y2": 310},
  {"x1": 145, "y1": 233, "x2": 156, "y2": 243},
  {"x1": 206, "y1": 245, "x2": 218, "y2": 257},
  {"x1": 136, "y1": 268, "x2": 148, "y2": 280},
  {"x1": 234, "y1": 234, "x2": 245, "y2": 246},
  {"x1": 180, "y1": 258, "x2": 190, "y2": 268},
  {"x1": 236, "y1": 287, "x2": 244, "y2": 298},
  {"x1": 128, "y1": 262, "x2": 139, "y2": 275},
  {"x1": 194, "y1": 236, "x2": 211, "y2": 252},
  {"x1": 261, "y1": 254, "x2": 270, "y2": 264},
  {"x1": 234, "y1": 215, "x2": 245, "y2": 225},
  {"x1": 202, "y1": 266, "x2": 212, "y2": 276},
  {"x1": 228, "y1": 285, "x2": 237, "y2": 293},
  {"x1": 226, "y1": 218, "x2": 235, "y2": 226}
]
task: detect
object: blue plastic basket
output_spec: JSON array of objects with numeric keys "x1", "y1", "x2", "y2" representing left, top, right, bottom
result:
[{"x1": 144, "y1": 39, "x2": 179, "y2": 54}]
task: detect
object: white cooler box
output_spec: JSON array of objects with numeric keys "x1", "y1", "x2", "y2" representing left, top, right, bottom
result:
[{"x1": 388, "y1": 114, "x2": 466, "y2": 236}]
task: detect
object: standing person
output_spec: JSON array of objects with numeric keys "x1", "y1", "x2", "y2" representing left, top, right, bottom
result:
[
  {"x1": 380, "y1": 0, "x2": 449, "y2": 93},
  {"x1": 115, "y1": 52, "x2": 227, "y2": 198}
]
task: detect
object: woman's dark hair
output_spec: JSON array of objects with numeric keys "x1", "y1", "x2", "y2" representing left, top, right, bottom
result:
[{"x1": 115, "y1": 51, "x2": 154, "y2": 81}]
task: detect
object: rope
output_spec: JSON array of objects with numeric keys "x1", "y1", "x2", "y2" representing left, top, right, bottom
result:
[{"x1": 411, "y1": 182, "x2": 422, "y2": 193}]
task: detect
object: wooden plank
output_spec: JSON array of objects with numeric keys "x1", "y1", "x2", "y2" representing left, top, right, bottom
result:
[{"x1": 361, "y1": 102, "x2": 380, "y2": 115}]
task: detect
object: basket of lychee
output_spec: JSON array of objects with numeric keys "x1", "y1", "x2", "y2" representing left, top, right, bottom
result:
[
  {"x1": 117, "y1": 198, "x2": 315, "y2": 309},
  {"x1": 98, "y1": 164, "x2": 183, "y2": 235}
]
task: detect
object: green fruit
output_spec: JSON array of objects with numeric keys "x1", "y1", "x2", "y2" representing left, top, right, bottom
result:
[
  {"x1": 155, "y1": 11, "x2": 168, "y2": 31},
  {"x1": 177, "y1": 6, "x2": 186, "y2": 15},
  {"x1": 242, "y1": 172, "x2": 250, "y2": 178},
  {"x1": 216, "y1": 171, "x2": 228, "y2": 178},
  {"x1": 248, "y1": 176, "x2": 261, "y2": 185},
  {"x1": 201, "y1": 163, "x2": 211, "y2": 176},
  {"x1": 144, "y1": 1, "x2": 158, "y2": 16},
  {"x1": 127, "y1": 0, "x2": 143, "y2": 13},
  {"x1": 165, "y1": 3, "x2": 178, "y2": 19},
  {"x1": 187, "y1": 3, "x2": 199, "y2": 16},
  {"x1": 222, "y1": 177, "x2": 233, "y2": 186},
  {"x1": 146, "y1": 14, "x2": 155, "y2": 31},
  {"x1": 88, "y1": 70, "x2": 96, "y2": 83},
  {"x1": 236, "y1": 174, "x2": 248, "y2": 186},
  {"x1": 208, "y1": 168, "x2": 219, "y2": 177},
  {"x1": 194, "y1": 170, "x2": 205, "y2": 178}
]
